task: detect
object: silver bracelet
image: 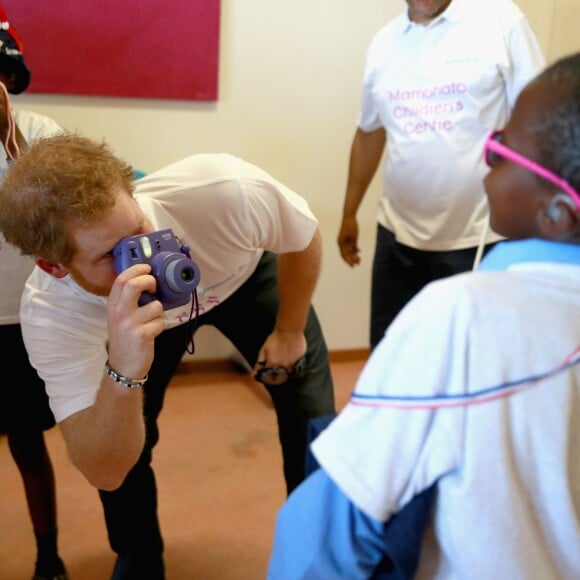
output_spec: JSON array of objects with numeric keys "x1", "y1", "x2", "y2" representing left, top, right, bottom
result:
[{"x1": 104, "y1": 360, "x2": 148, "y2": 389}]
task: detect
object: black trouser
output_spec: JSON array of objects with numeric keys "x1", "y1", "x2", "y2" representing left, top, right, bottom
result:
[
  {"x1": 0, "y1": 324, "x2": 55, "y2": 432},
  {"x1": 370, "y1": 225, "x2": 497, "y2": 349},
  {"x1": 100, "y1": 251, "x2": 336, "y2": 579}
]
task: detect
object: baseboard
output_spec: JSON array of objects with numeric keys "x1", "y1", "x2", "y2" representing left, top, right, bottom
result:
[{"x1": 328, "y1": 348, "x2": 370, "y2": 362}]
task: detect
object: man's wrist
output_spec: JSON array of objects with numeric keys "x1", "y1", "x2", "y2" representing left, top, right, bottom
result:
[{"x1": 104, "y1": 360, "x2": 148, "y2": 389}]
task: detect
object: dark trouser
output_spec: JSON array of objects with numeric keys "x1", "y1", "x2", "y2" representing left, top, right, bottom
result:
[
  {"x1": 100, "y1": 251, "x2": 336, "y2": 579},
  {"x1": 0, "y1": 324, "x2": 56, "y2": 432},
  {"x1": 370, "y1": 225, "x2": 497, "y2": 349}
]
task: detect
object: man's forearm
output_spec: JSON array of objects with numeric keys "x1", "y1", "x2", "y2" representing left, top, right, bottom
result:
[
  {"x1": 342, "y1": 127, "x2": 386, "y2": 218},
  {"x1": 59, "y1": 375, "x2": 146, "y2": 491},
  {"x1": 276, "y1": 228, "x2": 322, "y2": 333}
]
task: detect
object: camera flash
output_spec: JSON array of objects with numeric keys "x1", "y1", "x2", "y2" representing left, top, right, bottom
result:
[{"x1": 139, "y1": 236, "x2": 153, "y2": 258}]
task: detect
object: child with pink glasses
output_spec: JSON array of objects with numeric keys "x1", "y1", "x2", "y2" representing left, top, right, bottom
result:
[{"x1": 268, "y1": 51, "x2": 580, "y2": 580}]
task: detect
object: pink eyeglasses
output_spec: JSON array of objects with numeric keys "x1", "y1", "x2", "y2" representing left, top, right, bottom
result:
[{"x1": 484, "y1": 130, "x2": 580, "y2": 210}]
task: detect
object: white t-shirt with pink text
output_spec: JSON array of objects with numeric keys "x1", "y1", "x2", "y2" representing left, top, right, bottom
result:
[{"x1": 360, "y1": 0, "x2": 545, "y2": 250}]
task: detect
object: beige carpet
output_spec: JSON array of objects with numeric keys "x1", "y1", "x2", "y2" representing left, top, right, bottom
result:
[{"x1": 0, "y1": 356, "x2": 365, "y2": 579}]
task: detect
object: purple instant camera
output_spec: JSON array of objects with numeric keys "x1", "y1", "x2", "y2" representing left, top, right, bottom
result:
[{"x1": 114, "y1": 228, "x2": 201, "y2": 310}]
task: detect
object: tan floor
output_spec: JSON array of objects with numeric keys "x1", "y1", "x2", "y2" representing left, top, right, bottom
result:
[{"x1": 0, "y1": 356, "x2": 366, "y2": 580}]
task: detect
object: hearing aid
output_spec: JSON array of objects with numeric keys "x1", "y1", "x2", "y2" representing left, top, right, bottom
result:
[{"x1": 546, "y1": 193, "x2": 575, "y2": 221}]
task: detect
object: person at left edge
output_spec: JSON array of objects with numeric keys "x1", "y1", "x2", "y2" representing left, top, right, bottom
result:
[
  {"x1": 0, "y1": 5, "x2": 68, "y2": 579},
  {"x1": 0, "y1": 133, "x2": 336, "y2": 579}
]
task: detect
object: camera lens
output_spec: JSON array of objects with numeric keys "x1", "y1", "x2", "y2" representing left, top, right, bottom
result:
[
  {"x1": 165, "y1": 256, "x2": 199, "y2": 293},
  {"x1": 181, "y1": 267, "x2": 195, "y2": 282}
]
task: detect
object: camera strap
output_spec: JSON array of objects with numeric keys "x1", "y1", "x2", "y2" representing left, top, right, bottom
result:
[
  {"x1": 184, "y1": 288, "x2": 200, "y2": 355},
  {"x1": 173, "y1": 234, "x2": 201, "y2": 355}
]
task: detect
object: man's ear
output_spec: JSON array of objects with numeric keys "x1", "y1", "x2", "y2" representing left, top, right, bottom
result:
[{"x1": 35, "y1": 257, "x2": 69, "y2": 279}]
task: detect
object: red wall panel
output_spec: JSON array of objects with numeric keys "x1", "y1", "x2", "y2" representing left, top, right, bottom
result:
[{"x1": 5, "y1": 1, "x2": 220, "y2": 100}]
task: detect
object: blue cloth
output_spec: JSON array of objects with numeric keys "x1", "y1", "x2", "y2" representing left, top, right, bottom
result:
[
  {"x1": 268, "y1": 468, "x2": 434, "y2": 579},
  {"x1": 298, "y1": 414, "x2": 434, "y2": 579},
  {"x1": 478, "y1": 239, "x2": 580, "y2": 271}
]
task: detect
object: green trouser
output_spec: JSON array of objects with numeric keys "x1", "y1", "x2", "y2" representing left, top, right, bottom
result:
[{"x1": 101, "y1": 251, "x2": 336, "y2": 580}]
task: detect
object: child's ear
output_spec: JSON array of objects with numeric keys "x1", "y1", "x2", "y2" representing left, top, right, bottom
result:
[
  {"x1": 35, "y1": 257, "x2": 69, "y2": 279},
  {"x1": 539, "y1": 192, "x2": 578, "y2": 238}
]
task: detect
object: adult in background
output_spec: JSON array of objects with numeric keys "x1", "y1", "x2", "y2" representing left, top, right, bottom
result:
[{"x1": 337, "y1": 0, "x2": 545, "y2": 349}]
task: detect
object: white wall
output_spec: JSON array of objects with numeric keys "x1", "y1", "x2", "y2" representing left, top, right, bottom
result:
[{"x1": 12, "y1": 0, "x2": 579, "y2": 360}]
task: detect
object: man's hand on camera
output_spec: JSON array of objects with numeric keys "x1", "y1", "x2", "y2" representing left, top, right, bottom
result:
[{"x1": 107, "y1": 263, "x2": 164, "y2": 381}]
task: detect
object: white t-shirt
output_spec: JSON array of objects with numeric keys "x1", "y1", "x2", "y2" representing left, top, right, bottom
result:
[
  {"x1": 360, "y1": 0, "x2": 545, "y2": 250},
  {"x1": 312, "y1": 240, "x2": 580, "y2": 579},
  {"x1": 21, "y1": 153, "x2": 318, "y2": 422},
  {"x1": 0, "y1": 111, "x2": 62, "y2": 324}
]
